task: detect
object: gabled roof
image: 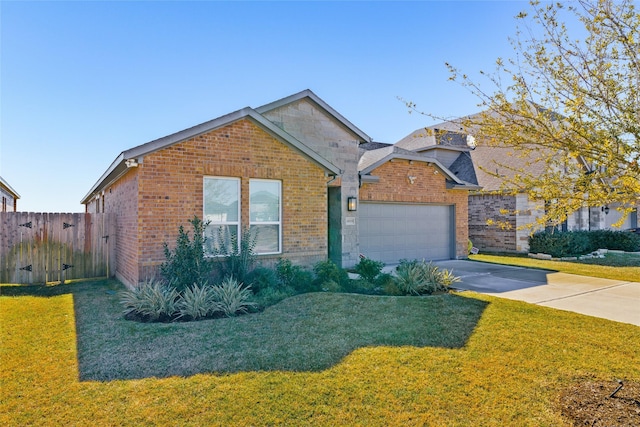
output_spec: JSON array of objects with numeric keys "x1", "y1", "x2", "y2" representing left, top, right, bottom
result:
[
  {"x1": 358, "y1": 145, "x2": 481, "y2": 190},
  {"x1": 359, "y1": 141, "x2": 392, "y2": 152},
  {"x1": 448, "y1": 152, "x2": 478, "y2": 186},
  {"x1": 81, "y1": 105, "x2": 342, "y2": 204},
  {"x1": 256, "y1": 89, "x2": 372, "y2": 143},
  {"x1": 395, "y1": 121, "x2": 572, "y2": 192},
  {"x1": 0, "y1": 176, "x2": 20, "y2": 199},
  {"x1": 396, "y1": 127, "x2": 473, "y2": 152}
]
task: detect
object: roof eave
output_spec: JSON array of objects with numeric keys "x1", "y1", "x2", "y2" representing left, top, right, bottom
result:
[
  {"x1": 81, "y1": 153, "x2": 127, "y2": 204},
  {"x1": 446, "y1": 181, "x2": 483, "y2": 191},
  {"x1": 0, "y1": 176, "x2": 21, "y2": 199}
]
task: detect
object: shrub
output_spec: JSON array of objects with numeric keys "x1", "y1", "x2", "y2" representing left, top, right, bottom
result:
[
  {"x1": 160, "y1": 216, "x2": 213, "y2": 292},
  {"x1": 211, "y1": 277, "x2": 257, "y2": 317},
  {"x1": 275, "y1": 258, "x2": 300, "y2": 288},
  {"x1": 176, "y1": 282, "x2": 220, "y2": 321},
  {"x1": 346, "y1": 278, "x2": 381, "y2": 295},
  {"x1": 394, "y1": 259, "x2": 460, "y2": 295},
  {"x1": 354, "y1": 257, "x2": 384, "y2": 283},
  {"x1": 277, "y1": 258, "x2": 315, "y2": 293},
  {"x1": 587, "y1": 229, "x2": 640, "y2": 252},
  {"x1": 245, "y1": 267, "x2": 278, "y2": 294},
  {"x1": 212, "y1": 227, "x2": 258, "y2": 284},
  {"x1": 313, "y1": 260, "x2": 349, "y2": 292},
  {"x1": 529, "y1": 230, "x2": 640, "y2": 257},
  {"x1": 251, "y1": 286, "x2": 296, "y2": 309},
  {"x1": 382, "y1": 279, "x2": 404, "y2": 296},
  {"x1": 120, "y1": 278, "x2": 180, "y2": 321},
  {"x1": 528, "y1": 231, "x2": 591, "y2": 258}
]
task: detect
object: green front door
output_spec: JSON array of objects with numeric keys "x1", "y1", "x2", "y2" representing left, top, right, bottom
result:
[{"x1": 328, "y1": 187, "x2": 342, "y2": 267}]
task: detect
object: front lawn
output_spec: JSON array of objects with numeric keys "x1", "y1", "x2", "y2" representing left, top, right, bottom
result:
[
  {"x1": 470, "y1": 253, "x2": 640, "y2": 282},
  {"x1": 2, "y1": 280, "x2": 639, "y2": 426}
]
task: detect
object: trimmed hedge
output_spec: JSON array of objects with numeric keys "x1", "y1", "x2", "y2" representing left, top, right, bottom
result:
[{"x1": 529, "y1": 230, "x2": 640, "y2": 258}]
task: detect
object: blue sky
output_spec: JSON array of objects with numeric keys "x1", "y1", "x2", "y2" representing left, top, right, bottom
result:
[{"x1": 1, "y1": 1, "x2": 529, "y2": 212}]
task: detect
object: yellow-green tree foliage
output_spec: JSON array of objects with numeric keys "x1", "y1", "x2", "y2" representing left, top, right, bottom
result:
[{"x1": 415, "y1": 0, "x2": 639, "y2": 227}]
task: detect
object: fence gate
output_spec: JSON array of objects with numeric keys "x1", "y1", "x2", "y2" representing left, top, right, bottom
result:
[{"x1": 0, "y1": 212, "x2": 115, "y2": 284}]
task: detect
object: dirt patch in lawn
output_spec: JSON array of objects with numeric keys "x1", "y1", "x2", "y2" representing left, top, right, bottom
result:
[{"x1": 559, "y1": 380, "x2": 640, "y2": 426}]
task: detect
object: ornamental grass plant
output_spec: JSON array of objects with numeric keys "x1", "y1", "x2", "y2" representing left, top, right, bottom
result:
[{"x1": 394, "y1": 259, "x2": 461, "y2": 295}]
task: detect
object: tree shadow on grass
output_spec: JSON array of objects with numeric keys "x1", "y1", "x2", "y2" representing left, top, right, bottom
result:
[{"x1": 2, "y1": 280, "x2": 489, "y2": 381}]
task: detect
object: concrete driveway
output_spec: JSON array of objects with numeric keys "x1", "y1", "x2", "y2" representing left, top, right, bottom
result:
[{"x1": 434, "y1": 260, "x2": 640, "y2": 327}]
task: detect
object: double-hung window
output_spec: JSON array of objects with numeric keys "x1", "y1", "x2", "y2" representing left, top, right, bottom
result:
[
  {"x1": 249, "y1": 179, "x2": 281, "y2": 254},
  {"x1": 203, "y1": 177, "x2": 240, "y2": 256}
]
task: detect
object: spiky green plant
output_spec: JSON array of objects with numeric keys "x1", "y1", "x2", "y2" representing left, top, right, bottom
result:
[
  {"x1": 394, "y1": 259, "x2": 459, "y2": 295},
  {"x1": 120, "y1": 278, "x2": 180, "y2": 321},
  {"x1": 210, "y1": 277, "x2": 257, "y2": 317},
  {"x1": 176, "y1": 282, "x2": 220, "y2": 320}
]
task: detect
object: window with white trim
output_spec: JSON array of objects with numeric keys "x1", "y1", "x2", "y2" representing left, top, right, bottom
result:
[
  {"x1": 203, "y1": 177, "x2": 240, "y2": 256},
  {"x1": 250, "y1": 179, "x2": 281, "y2": 254}
]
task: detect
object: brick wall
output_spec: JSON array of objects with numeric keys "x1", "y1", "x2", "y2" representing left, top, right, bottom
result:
[
  {"x1": 359, "y1": 159, "x2": 470, "y2": 258},
  {"x1": 87, "y1": 169, "x2": 140, "y2": 286},
  {"x1": 98, "y1": 118, "x2": 329, "y2": 286},
  {"x1": 468, "y1": 193, "x2": 518, "y2": 252}
]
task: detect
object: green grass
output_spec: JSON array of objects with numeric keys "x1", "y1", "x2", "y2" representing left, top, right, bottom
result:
[
  {"x1": 2, "y1": 280, "x2": 639, "y2": 426},
  {"x1": 470, "y1": 253, "x2": 640, "y2": 282}
]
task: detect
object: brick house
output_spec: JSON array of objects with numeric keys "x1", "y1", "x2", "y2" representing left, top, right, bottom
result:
[
  {"x1": 396, "y1": 124, "x2": 639, "y2": 253},
  {"x1": 0, "y1": 176, "x2": 20, "y2": 212},
  {"x1": 83, "y1": 90, "x2": 478, "y2": 287}
]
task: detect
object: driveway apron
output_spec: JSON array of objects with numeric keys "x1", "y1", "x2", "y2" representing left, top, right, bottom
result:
[{"x1": 434, "y1": 260, "x2": 640, "y2": 327}]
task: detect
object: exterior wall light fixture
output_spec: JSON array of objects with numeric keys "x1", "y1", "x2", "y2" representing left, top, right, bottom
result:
[
  {"x1": 602, "y1": 206, "x2": 610, "y2": 215},
  {"x1": 347, "y1": 197, "x2": 357, "y2": 211}
]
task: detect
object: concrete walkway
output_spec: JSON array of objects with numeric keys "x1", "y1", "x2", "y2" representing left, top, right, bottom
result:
[{"x1": 431, "y1": 260, "x2": 640, "y2": 327}]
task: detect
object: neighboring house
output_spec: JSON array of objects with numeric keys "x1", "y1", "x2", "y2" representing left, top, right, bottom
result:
[
  {"x1": 0, "y1": 176, "x2": 20, "y2": 212},
  {"x1": 396, "y1": 124, "x2": 639, "y2": 253},
  {"x1": 82, "y1": 90, "x2": 478, "y2": 287}
]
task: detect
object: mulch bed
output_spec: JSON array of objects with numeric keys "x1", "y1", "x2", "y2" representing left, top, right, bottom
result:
[{"x1": 559, "y1": 380, "x2": 640, "y2": 426}]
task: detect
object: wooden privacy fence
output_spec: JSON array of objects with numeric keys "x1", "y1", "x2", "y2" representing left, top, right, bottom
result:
[{"x1": 0, "y1": 212, "x2": 116, "y2": 284}]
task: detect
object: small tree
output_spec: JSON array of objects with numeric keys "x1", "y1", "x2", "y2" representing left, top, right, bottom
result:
[
  {"x1": 160, "y1": 216, "x2": 213, "y2": 291},
  {"x1": 406, "y1": 0, "x2": 640, "y2": 229}
]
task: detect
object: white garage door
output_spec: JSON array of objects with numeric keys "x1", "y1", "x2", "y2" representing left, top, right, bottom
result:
[{"x1": 359, "y1": 203, "x2": 454, "y2": 264}]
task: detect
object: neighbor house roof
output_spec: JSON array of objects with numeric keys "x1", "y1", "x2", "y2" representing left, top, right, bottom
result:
[
  {"x1": 396, "y1": 122, "x2": 566, "y2": 192},
  {"x1": 81, "y1": 104, "x2": 342, "y2": 205},
  {"x1": 256, "y1": 89, "x2": 373, "y2": 143},
  {"x1": 0, "y1": 176, "x2": 20, "y2": 199}
]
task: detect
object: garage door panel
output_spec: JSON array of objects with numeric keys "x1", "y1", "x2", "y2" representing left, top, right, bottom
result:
[{"x1": 360, "y1": 203, "x2": 453, "y2": 264}]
